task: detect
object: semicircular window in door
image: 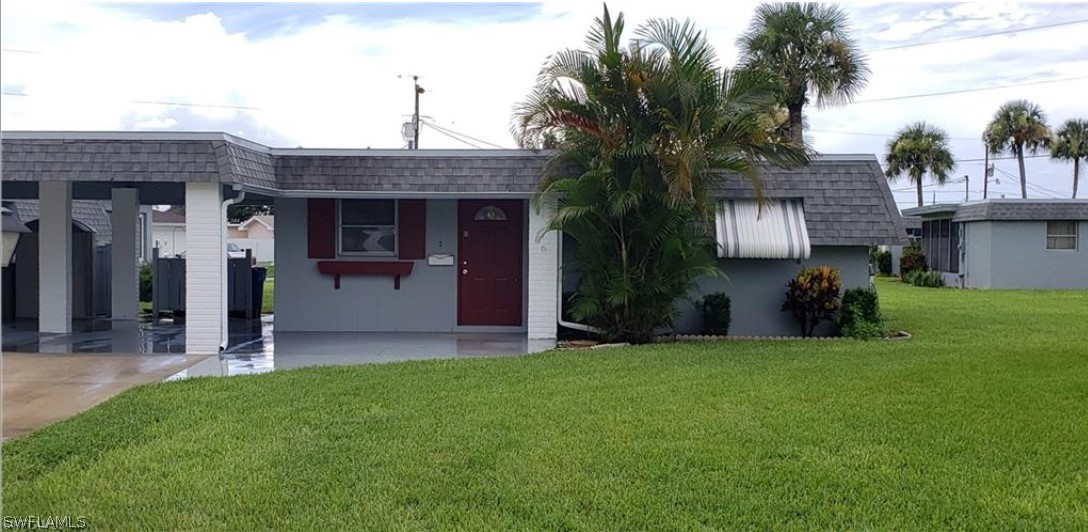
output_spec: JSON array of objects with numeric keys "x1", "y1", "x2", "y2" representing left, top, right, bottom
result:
[{"x1": 474, "y1": 205, "x2": 508, "y2": 221}]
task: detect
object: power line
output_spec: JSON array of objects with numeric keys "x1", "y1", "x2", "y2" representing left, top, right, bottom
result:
[
  {"x1": 1, "y1": 91, "x2": 260, "y2": 111},
  {"x1": 811, "y1": 128, "x2": 979, "y2": 141},
  {"x1": 422, "y1": 123, "x2": 484, "y2": 148},
  {"x1": 423, "y1": 121, "x2": 506, "y2": 149},
  {"x1": 869, "y1": 18, "x2": 1088, "y2": 52},
  {"x1": 994, "y1": 166, "x2": 1067, "y2": 197},
  {"x1": 957, "y1": 154, "x2": 1046, "y2": 163},
  {"x1": 852, "y1": 76, "x2": 1088, "y2": 104}
]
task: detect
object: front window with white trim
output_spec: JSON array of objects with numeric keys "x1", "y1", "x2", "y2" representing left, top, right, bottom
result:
[
  {"x1": 1045, "y1": 221, "x2": 1077, "y2": 250},
  {"x1": 339, "y1": 199, "x2": 396, "y2": 255}
]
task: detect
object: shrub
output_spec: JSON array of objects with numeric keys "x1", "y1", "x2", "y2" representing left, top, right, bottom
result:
[
  {"x1": 839, "y1": 288, "x2": 884, "y2": 339},
  {"x1": 899, "y1": 246, "x2": 926, "y2": 281},
  {"x1": 841, "y1": 313, "x2": 886, "y2": 340},
  {"x1": 139, "y1": 262, "x2": 153, "y2": 302},
  {"x1": 840, "y1": 287, "x2": 880, "y2": 326},
  {"x1": 876, "y1": 250, "x2": 893, "y2": 276},
  {"x1": 782, "y1": 266, "x2": 842, "y2": 337},
  {"x1": 702, "y1": 293, "x2": 731, "y2": 335},
  {"x1": 907, "y1": 270, "x2": 945, "y2": 288}
]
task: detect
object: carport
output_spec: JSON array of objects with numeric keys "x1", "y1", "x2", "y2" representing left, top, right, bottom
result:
[{"x1": 2, "y1": 131, "x2": 277, "y2": 354}]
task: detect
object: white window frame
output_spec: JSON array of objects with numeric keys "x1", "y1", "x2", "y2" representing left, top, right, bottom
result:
[
  {"x1": 1045, "y1": 220, "x2": 1078, "y2": 251},
  {"x1": 337, "y1": 199, "x2": 398, "y2": 257}
]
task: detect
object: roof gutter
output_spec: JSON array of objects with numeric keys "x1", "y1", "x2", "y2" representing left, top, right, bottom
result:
[
  {"x1": 220, "y1": 187, "x2": 245, "y2": 351},
  {"x1": 555, "y1": 229, "x2": 599, "y2": 335},
  {"x1": 234, "y1": 183, "x2": 535, "y2": 199}
]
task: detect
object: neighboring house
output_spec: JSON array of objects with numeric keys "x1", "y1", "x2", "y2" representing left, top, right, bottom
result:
[
  {"x1": 228, "y1": 215, "x2": 274, "y2": 263},
  {"x1": 1, "y1": 132, "x2": 903, "y2": 353},
  {"x1": 884, "y1": 215, "x2": 921, "y2": 277},
  {"x1": 152, "y1": 209, "x2": 187, "y2": 257},
  {"x1": 6, "y1": 200, "x2": 114, "y2": 319},
  {"x1": 902, "y1": 200, "x2": 1088, "y2": 289},
  {"x1": 228, "y1": 215, "x2": 274, "y2": 239},
  {"x1": 155, "y1": 211, "x2": 274, "y2": 262}
]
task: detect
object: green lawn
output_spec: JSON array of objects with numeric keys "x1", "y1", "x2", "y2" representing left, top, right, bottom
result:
[
  {"x1": 262, "y1": 276, "x2": 273, "y2": 315},
  {"x1": 4, "y1": 280, "x2": 1087, "y2": 530},
  {"x1": 138, "y1": 278, "x2": 273, "y2": 316}
]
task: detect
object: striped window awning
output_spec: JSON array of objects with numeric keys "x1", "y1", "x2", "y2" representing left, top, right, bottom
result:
[{"x1": 715, "y1": 199, "x2": 811, "y2": 260}]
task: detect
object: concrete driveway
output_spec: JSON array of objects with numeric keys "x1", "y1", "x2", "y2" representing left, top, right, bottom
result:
[{"x1": 2, "y1": 352, "x2": 209, "y2": 439}]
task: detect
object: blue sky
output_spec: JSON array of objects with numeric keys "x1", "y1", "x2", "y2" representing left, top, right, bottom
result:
[{"x1": 2, "y1": 2, "x2": 1087, "y2": 206}]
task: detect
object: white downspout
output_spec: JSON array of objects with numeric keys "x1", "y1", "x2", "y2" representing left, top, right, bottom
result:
[
  {"x1": 555, "y1": 231, "x2": 600, "y2": 334},
  {"x1": 220, "y1": 188, "x2": 245, "y2": 350}
]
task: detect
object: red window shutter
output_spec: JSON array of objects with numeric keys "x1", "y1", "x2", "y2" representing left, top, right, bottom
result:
[
  {"x1": 307, "y1": 199, "x2": 336, "y2": 259},
  {"x1": 397, "y1": 199, "x2": 426, "y2": 259}
]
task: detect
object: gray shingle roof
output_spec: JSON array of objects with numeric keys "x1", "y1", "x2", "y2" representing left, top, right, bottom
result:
[
  {"x1": 1, "y1": 132, "x2": 904, "y2": 246},
  {"x1": 2, "y1": 139, "x2": 221, "y2": 183},
  {"x1": 152, "y1": 209, "x2": 186, "y2": 224},
  {"x1": 274, "y1": 154, "x2": 556, "y2": 193},
  {"x1": 903, "y1": 200, "x2": 1088, "y2": 222},
  {"x1": 709, "y1": 157, "x2": 906, "y2": 246},
  {"x1": 10, "y1": 200, "x2": 113, "y2": 244},
  {"x1": 952, "y1": 200, "x2": 1088, "y2": 222}
]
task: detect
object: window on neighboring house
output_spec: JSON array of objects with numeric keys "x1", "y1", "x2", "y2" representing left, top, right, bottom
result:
[
  {"x1": 339, "y1": 199, "x2": 396, "y2": 255},
  {"x1": 1046, "y1": 221, "x2": 1078, "y2": 250}
]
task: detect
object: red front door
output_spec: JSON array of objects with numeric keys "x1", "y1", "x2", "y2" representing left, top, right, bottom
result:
[{"x1": 458, "y1": 200, "x2": 524, "y2": 326}]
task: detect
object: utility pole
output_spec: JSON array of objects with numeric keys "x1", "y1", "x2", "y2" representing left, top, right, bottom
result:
[
  {"x1": 982, "y1": 135, "x2": 990, "y2": 199},
  {"x1": 413, "y1": 75, "x2": 424, "y2": 150}
]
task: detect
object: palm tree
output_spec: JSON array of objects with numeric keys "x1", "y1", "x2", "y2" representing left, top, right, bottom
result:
[
  {"x1": 986, "y1": 100, "x2": 1050, "y2": 199},
  {"x1": 513, "y1": 6, "x2": 807, "y2": 342},
  {"x1": 1050, "y1": 118, "x2": 1088, "y2": 198},
  {"x1": 884, "y1": 122, "x2": 955, "y2": 207},
  {"x1": 737, "y1": 2, "x2": 870, "y2": 145}
]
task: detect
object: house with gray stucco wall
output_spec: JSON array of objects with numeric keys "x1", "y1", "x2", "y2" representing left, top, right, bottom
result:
[
  {"x1": 2, "y1": 131, "x2": 904, "y2": 351},
  {"x1": 902, "y1": 200, "x2": 1088, "y2": 289}
]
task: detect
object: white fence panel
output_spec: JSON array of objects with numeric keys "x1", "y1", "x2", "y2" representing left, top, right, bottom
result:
[{"x1": 228, "y1": 238, "x2": 275, "y2": 263}]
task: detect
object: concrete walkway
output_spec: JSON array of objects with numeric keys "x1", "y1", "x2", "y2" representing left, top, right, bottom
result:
[{"x1": 2, "y1": 352, "x2": 209, "y2": 439}]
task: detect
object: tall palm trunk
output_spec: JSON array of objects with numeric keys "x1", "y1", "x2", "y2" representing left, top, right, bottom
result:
[
  {"x1": 1015, "y1": 143, "x2": 1028, "y2": 198},
  {"x1": 982, "y1": 149, "x2": 989, "y2": 199},
  {"x1": 1074, "y1": 159, "x2": 1081, "y2": 199},
  {"x1": 916, "y1": 174, "x2": 924, "y2": 207},
  {"x1": 787, "y1": 103, "x2": 804, "y2": 146}
]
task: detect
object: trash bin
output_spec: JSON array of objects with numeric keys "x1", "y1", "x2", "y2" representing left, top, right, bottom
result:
[{"x1": 251, "y1": 267, "x2": 268, "y2": 316}]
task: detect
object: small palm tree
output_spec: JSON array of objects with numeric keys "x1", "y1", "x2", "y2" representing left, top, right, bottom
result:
[
  {"x1": 513, "y1": 6, "x2": 806, "y2": 342},
  {"x1": 884, "y1": 122, "x2": 955, "y2": 207},
  {"x1": 987, "y1": 100, "x2": 1050, "y2": 199},
  {"x1": 738, "y1": 2, "x2": 870, "y2": 145},
  {"x1": 1050, "y1": 119, "x2": 1088, "y2": 198}
]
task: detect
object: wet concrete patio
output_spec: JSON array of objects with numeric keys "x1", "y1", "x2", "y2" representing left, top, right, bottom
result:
[
  {"x1": 2, "y1": 317, "x2": 266, "y2": 354},
  {"x1": 2, "y1": 318, "x2": 552, "y2": 436},
  {"x1": 3, "y1": 316, "x2": 554, "y2": 376}
]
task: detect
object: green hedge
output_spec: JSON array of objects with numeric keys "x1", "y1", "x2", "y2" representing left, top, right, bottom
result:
[{"x1": 702, "y1": 293, "x2": 731, "y2": 335}]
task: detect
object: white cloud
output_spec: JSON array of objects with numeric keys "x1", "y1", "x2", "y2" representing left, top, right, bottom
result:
[
  {"x1": 134, "y1": 117, "x2": 178, "y2": 129},
  {"x1": 1, "y1": 1, "x2": 1085, "y2": 206}
]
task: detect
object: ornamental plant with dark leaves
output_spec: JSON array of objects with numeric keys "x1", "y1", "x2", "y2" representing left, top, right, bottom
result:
[
  {"x1": 513, "y1": 5, "x2": 808, "y2": 343},
  {"x1": 782, "y1": 266, "x2": 842, "y2": 337}
]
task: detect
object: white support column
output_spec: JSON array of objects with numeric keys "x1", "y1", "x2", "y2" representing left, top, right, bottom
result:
[
  {"x1": 111, "y1": 188, "x2": 140, "y2": 320},
  {"x1": 184, "y1": 182, "x2": 224, "y2": 354},
  {"x1": 39, "y1": 181, "x2": 73, "y2": 333},
  {"x1": 527, "y1": 195, "x2": 558, "y2": 339}
]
